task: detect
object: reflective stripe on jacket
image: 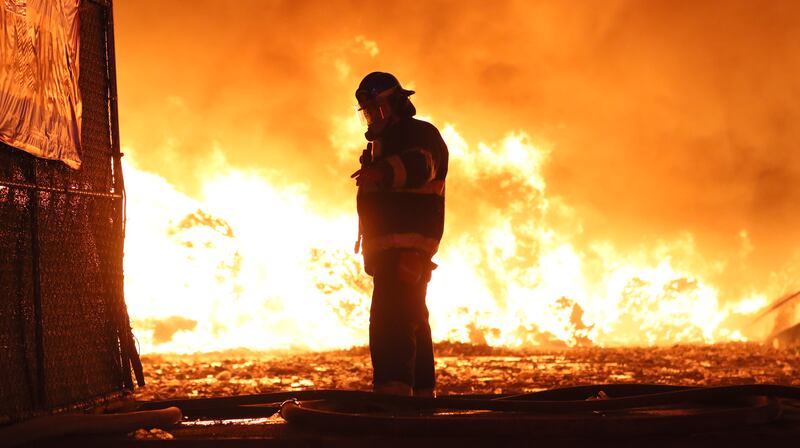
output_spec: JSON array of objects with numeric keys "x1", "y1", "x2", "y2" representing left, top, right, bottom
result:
[{"x1": 357, "y1": 117, "x2": 448, "y2": 257}]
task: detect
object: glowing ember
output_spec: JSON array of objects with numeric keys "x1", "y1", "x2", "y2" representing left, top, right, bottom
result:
[{"x1": 134, "y1": 343, "x2": 800, "y2": 401}]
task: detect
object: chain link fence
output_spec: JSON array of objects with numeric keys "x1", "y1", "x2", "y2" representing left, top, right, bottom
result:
[{"x1": 0, "y1": 0, "x2": 142, "y2": 424}]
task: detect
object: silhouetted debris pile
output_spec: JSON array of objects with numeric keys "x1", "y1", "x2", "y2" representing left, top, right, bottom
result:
[{"x1": 134, "y1": 342, "x2": 799, "y2": 401}]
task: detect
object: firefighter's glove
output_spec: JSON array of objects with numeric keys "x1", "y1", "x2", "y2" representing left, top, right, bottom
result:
[{"x1": 351, "y1": 165, "x2": 386, "y2": 187}]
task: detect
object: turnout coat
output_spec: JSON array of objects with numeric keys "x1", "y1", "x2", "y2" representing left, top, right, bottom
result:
[{"x1": 357, "y1": 117, "x2": 449, "y2": 273}]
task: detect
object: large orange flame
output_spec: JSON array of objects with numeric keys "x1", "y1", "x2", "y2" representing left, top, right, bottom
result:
[
  {"x1": 114, "y1": 1, "x2": 800, "y2": 353},
  {"x1": 123, "y1": 118, "x2": 770, "y2": 353}
]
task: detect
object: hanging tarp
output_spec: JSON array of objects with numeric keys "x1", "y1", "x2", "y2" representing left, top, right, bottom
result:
[{"x1": 0, "y1": 0, "x2": 82, "y2": 169}]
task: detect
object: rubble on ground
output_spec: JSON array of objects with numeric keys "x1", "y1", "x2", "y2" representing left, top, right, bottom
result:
[{"x1": 134, "y1": 342, "x2": 800, "y2": 401}]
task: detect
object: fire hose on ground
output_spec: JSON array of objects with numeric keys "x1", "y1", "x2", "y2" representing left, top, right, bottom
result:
[
  {"x1": 0, "y1": 407, "x2": 182, "y2": 447},
  {"x1": 140, "y1": 383, "x2": 800, "y2": 438},
  {"x1": 4, "y1": 384, "x2": 798, "y2": 445}
]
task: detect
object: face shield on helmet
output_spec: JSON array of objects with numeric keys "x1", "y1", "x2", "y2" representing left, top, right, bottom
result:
[
  {"x1": 356, "y1": 101, "x2": 387, "y2": 126},
  {"x1": 355, "y1": 72, "x2": 416, "y2": 140},
  {"x1": 356, "y1": 86, "x2": 395, "y2": 127}
]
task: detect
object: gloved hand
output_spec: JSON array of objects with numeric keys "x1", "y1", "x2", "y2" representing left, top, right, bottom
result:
[{"x1": 351, "y1": 165, "x2": 386, "y2": 187}]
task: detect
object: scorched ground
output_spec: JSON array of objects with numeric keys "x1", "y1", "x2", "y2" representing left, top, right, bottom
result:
[{"x1": 134, "y1": 342, "x2": 799, "y2": 401}]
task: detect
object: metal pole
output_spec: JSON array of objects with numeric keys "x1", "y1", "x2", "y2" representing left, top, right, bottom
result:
[
  {"x1": 105, "y1": 0, "x2": 144, "y2": 388},
  {"x1": 29, "y1": 161, "x2": 46, "y2": 409}
]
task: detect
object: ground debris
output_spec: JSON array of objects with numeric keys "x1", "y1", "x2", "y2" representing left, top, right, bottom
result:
[
  {"x1": 134, "y1": 342, "x2": 800, "y2": 401},
  {"x1": 129, "y1": 428, "x2": 174, "y2": 440}
]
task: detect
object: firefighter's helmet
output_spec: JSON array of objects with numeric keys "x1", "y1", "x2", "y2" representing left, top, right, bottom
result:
[{"x1": 355, "y1": 72, "x2": 415, "y2": 128}]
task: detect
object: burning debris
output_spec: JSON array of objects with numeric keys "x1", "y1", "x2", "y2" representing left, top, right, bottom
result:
[
  {"x1": 113, "y1": 0, "x2": 800, "y2": 357},
  {"x1": 121, "y1": 130, "x2": 785, "y2": 354},
  {"x1": 134, "y1": 343, "x2": 799, "y2": 401},
  {"x1": 750, "y1": 291, "x2": 800, "y2": 348},
  {"x1": 773, "y1": 324, "x2": 800, "y2": 349}
]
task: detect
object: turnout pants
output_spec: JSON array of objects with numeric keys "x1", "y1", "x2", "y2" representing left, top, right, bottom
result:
[{"x1": 369, "y1": 249, "x2": 435, "y2": 390}]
